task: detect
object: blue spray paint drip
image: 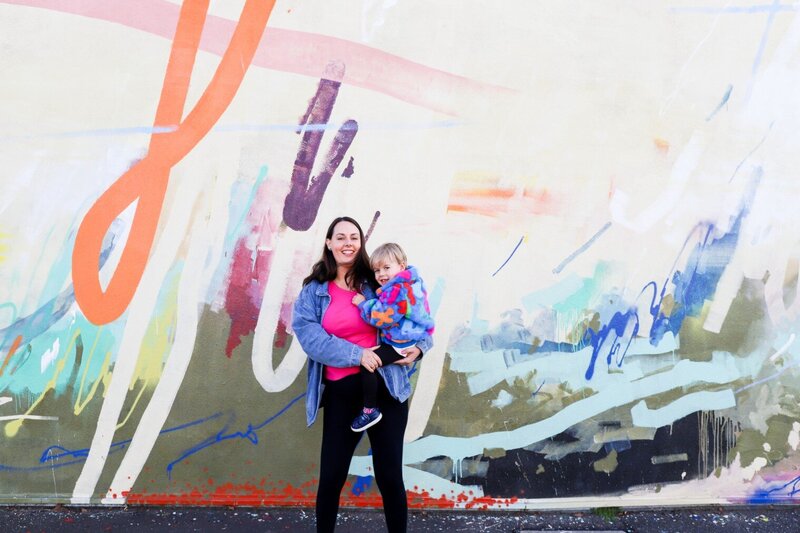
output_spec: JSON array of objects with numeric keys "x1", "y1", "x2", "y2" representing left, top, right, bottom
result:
[
  {"x1": 351, "y1": 448, "x2": 373, "y2": 496},
  {"x1": 583, "y1": 309, "x2": 640, "y2": 380},
  {"x1": 166, "y1": 392, "x2": 305, "y2": 479},
  {"x1": 583, "y1": 217, "x2": 741, "y2": 379},
  {"x1": 646, "y1": 217, "x2": 744, "y2": 346},
  {"x1": 747, "y1": 474, "x2": 800, "y2": 503},
  {"x1": 0, "y1": 412, "x2": 223, "y2": 473}
]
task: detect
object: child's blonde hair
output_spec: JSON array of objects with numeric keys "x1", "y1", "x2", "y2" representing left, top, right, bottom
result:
[{"x1": 370, "y1": 242, "x2": 407, "y2": 269}]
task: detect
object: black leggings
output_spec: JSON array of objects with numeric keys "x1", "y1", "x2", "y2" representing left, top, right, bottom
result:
[
  {"x1": 317, "y1": 372, "x2": 408, "y2": 533},
  {"x1": 362, "y1": 344, "x2": 405, "y2": 408}
]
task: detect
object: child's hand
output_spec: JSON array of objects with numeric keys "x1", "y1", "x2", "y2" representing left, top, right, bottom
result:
[{"x1": 352, "y1": 294, "x2": 365, "y2": 305}]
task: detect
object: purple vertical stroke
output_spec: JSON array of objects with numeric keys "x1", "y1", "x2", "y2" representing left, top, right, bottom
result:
[{"x1": 283, "y1": 61, "x2": 359, "y2": 231}]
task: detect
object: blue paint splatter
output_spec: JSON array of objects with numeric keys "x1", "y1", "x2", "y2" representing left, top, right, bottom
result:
[
  {"x1": 166, "y1": 393, "x2": 305, "y2": 479},
  {"x1": 747, "y1": 474, "x2": 800, "y2": 503},
  {"x1": 583, "y1": 308, "x2": 640, "y2": 380},
  {"x1": 0, "y1": 412, "x2": 223, "y2": 473},
  {"x1": 351, "y1": 449, "x2": 373, "y2": 495}
]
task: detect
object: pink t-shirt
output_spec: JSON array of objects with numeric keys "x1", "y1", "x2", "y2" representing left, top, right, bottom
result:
[{"x1": 322, "y1": 281, "x2": 377, "y2": 381}]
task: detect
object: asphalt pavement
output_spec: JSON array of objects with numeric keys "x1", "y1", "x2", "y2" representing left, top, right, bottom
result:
[{"x1": 1, "y1": 505, "x2": 798, "y2": 532}]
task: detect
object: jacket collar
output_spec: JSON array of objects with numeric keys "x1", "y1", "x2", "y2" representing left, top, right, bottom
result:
[{"x1": 315, "y1": 279, "x2": 375, "y2": 297}]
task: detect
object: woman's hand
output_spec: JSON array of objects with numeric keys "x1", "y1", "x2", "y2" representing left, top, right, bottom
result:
[
  {"x1": 360, "y1": 347, "x2": 382, "y2": 373},
  {"x1": 395, "y1": 346, "x2": 421, "y2": 366},
  {"x1": 352, "y1": 294, "x2": 365, "y2": 305}
]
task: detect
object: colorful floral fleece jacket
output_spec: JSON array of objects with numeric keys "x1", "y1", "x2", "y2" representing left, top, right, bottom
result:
[{"x1": 357, "y1": 265, "x2": 435, "y2": 348}]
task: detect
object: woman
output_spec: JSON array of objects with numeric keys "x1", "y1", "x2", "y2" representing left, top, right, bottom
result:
[{"x1": 292, "y1": 216, "x2": 433, "y2": 533}]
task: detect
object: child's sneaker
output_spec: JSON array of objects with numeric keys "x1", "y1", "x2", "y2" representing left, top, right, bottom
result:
[{"x1": 351, "y1": 408, "x2": 382, "y2": 432}]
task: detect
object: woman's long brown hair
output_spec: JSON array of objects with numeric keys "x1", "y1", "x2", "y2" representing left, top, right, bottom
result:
[{"x1": 302, "y1": 216, "x2": 377, "y2": 291}]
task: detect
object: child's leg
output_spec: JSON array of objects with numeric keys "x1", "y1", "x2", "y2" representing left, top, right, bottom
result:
[
  {"x1": 361, "y1": 367, "x2": 379, "y2": 409},
  {"x1": 360, "y1": 344, "x2": 404, "y2": 410},
  {"x1": 374, "y1": 344, "x2": 406, "y2": 366}
]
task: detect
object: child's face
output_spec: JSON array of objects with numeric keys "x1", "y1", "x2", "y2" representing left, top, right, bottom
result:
[{"x1": 373, "y1": 259, "x2": 405, "y2": 286}]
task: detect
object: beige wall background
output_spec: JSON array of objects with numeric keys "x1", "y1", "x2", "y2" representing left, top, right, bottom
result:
[{"x1": 1, "y1": 0, "x2": 800, "y2": 507}]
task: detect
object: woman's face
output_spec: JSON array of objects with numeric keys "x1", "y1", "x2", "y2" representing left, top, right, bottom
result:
[{"x1": 326, "y1": 220, "x2": 362, "y2": 267}]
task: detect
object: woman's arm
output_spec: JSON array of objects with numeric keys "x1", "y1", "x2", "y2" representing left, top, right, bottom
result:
[{"x1": 291, "y1": 284, "x2": 363, "y2": 368}]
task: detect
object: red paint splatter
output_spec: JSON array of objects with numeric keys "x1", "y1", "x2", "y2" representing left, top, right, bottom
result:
[{"x1": 127, "y1": 479, "x2": 518, "y2": 509}]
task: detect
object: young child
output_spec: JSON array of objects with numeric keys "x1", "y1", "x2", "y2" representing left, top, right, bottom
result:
[{"x1": 350, "y1": 243, "x2": 435, "y2": 432}]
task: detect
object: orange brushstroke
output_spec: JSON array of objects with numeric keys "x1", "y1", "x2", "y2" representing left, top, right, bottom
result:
[
  {"x1": 71, "y1": 0, "x2": 277, "y2": 324},
  {"x1": 654, "y1": 137, "x2": 670, "y2": 154},
  {"x1": 0, "y1": 335, "x2": 22, "y2": 377},
  {"x1": 452, "y1": 188, "x2": 516, "y2": 199},
  {"x1": 447, "y1": 187, "x2": 556, "y2": 217}
]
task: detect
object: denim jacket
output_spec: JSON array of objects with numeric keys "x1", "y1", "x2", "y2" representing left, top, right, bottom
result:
[{"x1": 292, "y1": 279, "x2": 434, "y2": 426}]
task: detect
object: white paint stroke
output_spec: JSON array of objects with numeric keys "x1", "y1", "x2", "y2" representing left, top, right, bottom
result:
[
  {"x1": 0, "y1": 415, "x2": 58, "y2": 421},
  {"x1": 71, "y1": 175, "x2": 198, "y2": 504},
  {"x1": 703, "y1": 260, "x2": 743, "y2": 333},
  {"x1": 788, "y1": 422, "x2": 800, "y2": 451},
  {"x1": 609, "y1": 133, "x2": 704, "y2": 233},
  {"x1": 405, "y1": 283, "x2": 459, "y2": 442},
  {"x1": 399, "y1": 356, "x2": 743, "y2": 466},
  {"x1": 631, "y1": 389, "x2": 736, "y2": 428},
  {"x1": 40, "y1": 338, "x2": 60, "y2": 373},
  {"x1": 491, "y1": 389, "x2": 513, "y2": 409},
  {"x1": 651, "y1": 453, "x2": 689, "y2": 465},
  {"x1": 252, "y1": 229, "x2": 309, "y2": 392},
  {"x1": 104, "y1": 190, "x2": 223, "y2": 503},
  {"x1": 348, "y1": 458, "x2": 486, "y2": 504},
  {"x1": 764, "y1": 248, "x2": 800, "y2": 327},
  {"x1": 769, "y1": 333, "x2": 795, "y2": 361},
  {"x1": 0, "y1": 397, "x2": 11, "y2": 407}
]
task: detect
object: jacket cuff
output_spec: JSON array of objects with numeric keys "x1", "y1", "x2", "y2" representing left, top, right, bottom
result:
[
  {"x1": 350, "y1": 344, "x2": 363, "y2": 366},
  {"x1": 415, "y1": 336, "x2": 433, "y2": 355}
]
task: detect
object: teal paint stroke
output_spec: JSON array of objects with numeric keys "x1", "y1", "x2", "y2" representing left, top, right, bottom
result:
[
  {"x1": 522, "y1": 262, "x2": 613, "y2": 314},
  {"x1": 400, "y1": 351, "x2": 756, "y2": 465},
  {"x1": 521, "y1": 273, "x2": 584, "y2": 310},
  {"x1": 2, "y1": 316, "x2": 117, "y2": 396},
  {"x1": 631, "y1": 389, "x2": 736, "y2": 428},
  {"x1": 449, "y1": 332, "x2": 679, "y2": 395},
  {"x1": 226, "y1": 165, "x2": 269, "y2": 246}
]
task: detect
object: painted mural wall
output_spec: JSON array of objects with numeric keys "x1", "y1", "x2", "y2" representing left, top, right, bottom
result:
[{"x1": 2, "y1": 0, "x2": 800, "y2": 508}]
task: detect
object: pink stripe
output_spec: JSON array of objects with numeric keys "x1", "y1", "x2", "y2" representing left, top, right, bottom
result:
[{"x1": 6, "y1": 0, "x2": 513, "y2": 116}]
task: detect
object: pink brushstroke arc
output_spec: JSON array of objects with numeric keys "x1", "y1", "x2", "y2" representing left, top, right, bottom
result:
[{"x1": 5, "y1": 0, "x2": 513, "y2": 117}]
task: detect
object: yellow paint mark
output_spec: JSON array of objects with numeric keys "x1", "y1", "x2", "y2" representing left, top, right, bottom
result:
[
  {"x1": 74, "y1": 352, "x2": 112, "y2": 416},
  {"x1": 102, "y1": 370, "x2": 113, "y2": 398},
  {"x1": 73, "y1": 327, "x2": 113, "y2": 415},
  {"x1": 115, "y1": 379, "x2": 150, "y2": 431},
  {"x1": 131, "y1": 275, "x2": 179, "y2": 387}
]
